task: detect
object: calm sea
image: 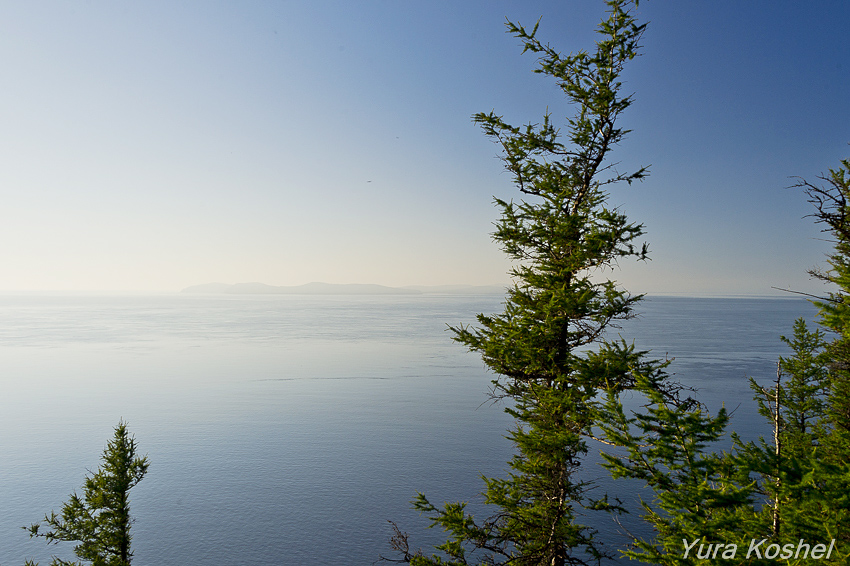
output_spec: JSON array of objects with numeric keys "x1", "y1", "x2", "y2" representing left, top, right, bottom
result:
[{"x1": 0, "y1": 294, "x2": 817, "y2": 565}]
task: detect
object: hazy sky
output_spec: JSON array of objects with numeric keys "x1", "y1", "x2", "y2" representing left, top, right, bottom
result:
[{"x1": 1, "y1": 1, "x2": 848, "y2": 295}]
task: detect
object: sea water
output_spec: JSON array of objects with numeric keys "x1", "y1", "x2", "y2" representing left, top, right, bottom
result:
[{"x1": 0, "y1": 294, "x2": 817, "y2": 565}]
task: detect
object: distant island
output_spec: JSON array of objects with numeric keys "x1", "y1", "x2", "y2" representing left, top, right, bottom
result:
[{"x1": 181, "y1": 282, "x2": 506, "y2": 295}]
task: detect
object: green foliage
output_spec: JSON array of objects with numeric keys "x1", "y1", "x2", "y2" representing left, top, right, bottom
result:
[
  {"x1": 596, "y1": 319, "x2": 842, "y2": 565},
  {"x1": 384, "y1": 1, "x2": 847, "y2": 563},
  {"x1": 25, "y1": 421, "x2": 149, "y2": 566},
  {"x1": 791, "y1": 158, "x2": 850, "y2": 560},
  {"x1": 776, "y1": 319, "x2": 829, "y2": 442},
  {"x1": 598, "y1": 371, "x2": 756, "y2": 565},
  {"x1": 595, "y1": 155, "x2": 850, "y2": 564},
  {"x1": 400, "y1": 2, "x2": 661, "y2": 565},
  {"x1": 731, "y1": 319, "x2": 840, "y2": 564}
]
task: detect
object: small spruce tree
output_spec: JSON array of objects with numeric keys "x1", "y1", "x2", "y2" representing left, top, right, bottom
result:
[
  {"x1": 25, "y1": 421, "x2": 149, "y2": 566},
  {"x1": 740, "y1": 320, "x2": 829, "y2": 542},
  {"x1": 597, "y1": 373, "x2": 755, "y2": 565}
]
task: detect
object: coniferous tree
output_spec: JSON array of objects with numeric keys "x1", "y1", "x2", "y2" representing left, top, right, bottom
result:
[
  {"x1": 596, "y1": 324, "x2": 833, "y2": 565},
  {"x1": 596, "y1": 160, "x2": 850, "y2": 565},
  {"x1": 698, "y1": 317, "x2": 849, "y2": 565},
  {"x1": 799, "y1": 159, "x2": 850, "y2": 447},
  {"x1": 397, "y1": 2, "x2": 670, "y2": 564},
  {"x1": 25, "y1": 421, "x2": 149, "y2": 566},
  {"x1": 790, "y1": 159, "x2": 850, "y2": 559},
  {"x1": 740, "y1": 320, "x2": 830, "y2": 543},
  {"x1": 597, "y1": 374, "x2": 755, "y2": 565}
]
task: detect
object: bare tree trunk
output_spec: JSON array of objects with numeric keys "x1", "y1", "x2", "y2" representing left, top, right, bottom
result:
[{"x1": 772, "y1": 362, "x2": 782, "y2": 537}]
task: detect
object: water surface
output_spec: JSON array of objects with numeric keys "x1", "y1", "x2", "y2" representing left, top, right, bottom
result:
[{"x1": 0, "y1": 294, "x2": 817, "y2": 565}]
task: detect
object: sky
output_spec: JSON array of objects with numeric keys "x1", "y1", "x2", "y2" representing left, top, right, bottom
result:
[{"x1": 0, "y1": 1, "x2": 848, "y2": 296}]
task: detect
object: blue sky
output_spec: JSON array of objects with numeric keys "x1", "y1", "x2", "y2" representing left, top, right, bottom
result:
[{"x1": 0, "y1": 1, "x2": 847, "y2": 295}]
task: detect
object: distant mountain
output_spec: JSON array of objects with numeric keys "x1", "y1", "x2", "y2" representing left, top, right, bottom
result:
[
  {"x1": 402, "y1": 284, "x2": 506, "y2": 295},
  {"x1": 182, "y1": 282, "x2": 233, "y2": 294},
  {"x1": 181, "y1": 282, "x2": 507, "y2": 295},
  {"x1": 181, "y1": 282, "x2": 422, "y2": 295}
]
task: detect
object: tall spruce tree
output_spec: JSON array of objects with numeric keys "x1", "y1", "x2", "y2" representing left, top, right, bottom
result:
[
  {"x1": 791, "y1": 159, "x2": 850, "y2": 559},
  {"x1": 400, "y1": 2, "x2": 665, "y2": 564},
  {"x1": 799, "y1": 159, "x2": 850, "y2": 445},
  {"x1": 25, "y1": 421, "x2": 149, "y2": 566}
]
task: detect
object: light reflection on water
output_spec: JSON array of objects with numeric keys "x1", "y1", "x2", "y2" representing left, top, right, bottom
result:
[{"x1": 0, "y1": 294, "x2": 816, "y2": 565}]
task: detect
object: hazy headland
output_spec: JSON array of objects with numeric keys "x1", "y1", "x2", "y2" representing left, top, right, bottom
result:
[{"x1": 181, "y1": 282, "x2": 506, "y2": 295}]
